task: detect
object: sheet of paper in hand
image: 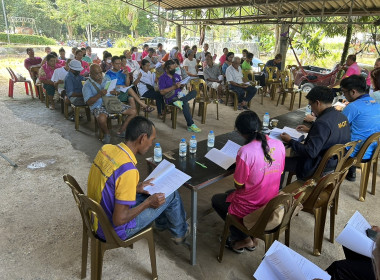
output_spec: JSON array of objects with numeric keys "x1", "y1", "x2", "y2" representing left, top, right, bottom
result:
[
  {"x1": 105, "y1": 79, "x2": 117, "y2": 95},
  {"x1": 144, "y1": 159, "x2": 191, "y2": 197}
]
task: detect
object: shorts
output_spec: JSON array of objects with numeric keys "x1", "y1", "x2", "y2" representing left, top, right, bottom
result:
[
  {"x1": 43, "y1": 84, "x2": 55, "y2": 96},
  {"x1": 92, "y1": 104, "x2": 131, "y2": 118},
  {"x1": 69, "y1": 97, "x2": 86, "y2": 106}
]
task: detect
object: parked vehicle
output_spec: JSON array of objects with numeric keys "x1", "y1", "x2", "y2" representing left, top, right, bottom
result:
[
  {"x1": 139, "y1": 37, "x2": 167, "y2": 49},
  {"x1": 166, "y1": 39, "x2": 177, "y2": 50}
]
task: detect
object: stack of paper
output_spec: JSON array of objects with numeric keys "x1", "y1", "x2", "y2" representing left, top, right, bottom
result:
[
  {"x1": 254, "y1": 241, "x2": 331, "y2": 280},
  {"x1": 144, "y1": 159, "x2": 191, "y2": 197},
  {"x1": 204, "y1": 140, "x2": 241, "y2": 169},
  {"x1": 336, "y1": 211, "x2": 375, "y2": 258},
  {"x1": 105, "y1": 79, "x2": 117, "y2": 95},
  {"x1": 269, "y1": 126, "x2": 307, "y2": 142}
]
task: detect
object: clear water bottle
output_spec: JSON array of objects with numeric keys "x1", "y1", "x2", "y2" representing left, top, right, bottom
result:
[
  {"x1": 189, "y1": 135, "x2": 197, "y2": 153},
  {"x1": 207, "y1": 130, "x2": 215, "y2": 147},
  {"x1": 154, "y1": 143, "x2": 162, "y2": 162},
  {"x1": 305, "y1": 105, "x2": 312, "y2": 116},
  {"x1": 179, "y1": 138, "x2": 187, "y2": 157},
  {"x1": 263, "y1": 112, "x2": 270, "y2": 128}
]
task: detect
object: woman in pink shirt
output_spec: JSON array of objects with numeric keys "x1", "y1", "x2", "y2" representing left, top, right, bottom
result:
[
  {"x1": 219, "y1": 47, "x2": 229, "y2": 66},
  {"x1": 212, "y1": 111, "x2": 285, "y2": 253}
]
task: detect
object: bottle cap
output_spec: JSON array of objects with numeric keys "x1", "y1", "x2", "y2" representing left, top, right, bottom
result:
[
  {"x1": 265, "y1": 112, "x2": 269, "y2": 114},
  {"x1": 191, "y1": 135, "x2": 195, "y2": 139},
  {"x1": 181, "y1": 138, "x2": 185, "y2": 142},
  {"x1": 155, "y1": 143, "x2": 160, "y2": 147},
  {"x1": 210, "y1": 130, "x2": 213, "y2": 133}
]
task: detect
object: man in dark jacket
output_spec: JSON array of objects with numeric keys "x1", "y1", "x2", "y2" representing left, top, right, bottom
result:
[{"x1": 281, "y1": 86, "x2": 351, "y2": 180}]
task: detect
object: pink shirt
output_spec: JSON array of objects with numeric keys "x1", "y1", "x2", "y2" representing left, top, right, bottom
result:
[
  {"x1": 39, "y1": 62, "x2": 60, "y2": 82},
  {"x1": 344, "y1": 62, "x2": 361, "y2": 78},
  {"x1": 24, "y1": 57, "x2": 42, "y2": 70},
  {"x1": 227, "y1": 136, "x2": 285, "y2": 218},
  {"x1": 80, "y1": 60, "x2": 90, "y2": 76},
  {"x1": 219, "y1": 54, "x2": 227, "y2": 66},
  {"x1": 367, "y1": 71, "x2": 372, "y2": 86},
  {"x1": 142, "y1": 50, "x2": 149, "y2": 59}
]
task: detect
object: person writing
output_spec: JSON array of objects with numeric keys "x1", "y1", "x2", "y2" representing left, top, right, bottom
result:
[{"x1": 212, "y1": 111, "x2": 285, "y2": 253}]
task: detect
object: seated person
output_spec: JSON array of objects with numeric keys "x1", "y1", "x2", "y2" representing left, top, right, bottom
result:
[
  {"x1": 101, "y1": 51, "x2": 112, "y2": 73},
  {"x1": 280, "y1": 86, "x2": 351, "y2": 183},
  {"x1": 105, "y1": 56, "x2": 154, "y2": 113},
  {"x1": 87, "y1": 116, "x2": 189, "y2": 244},
  {"x1": 219, "y1": 47, "x2": 228, "y2": 66},
  {"x1": 74, "y1": 49, "x2": 90, "y2": 76},
  {"x1": 212, "y1": 110, "x2": 285, "y2": 253},
  {"x1": 222, "y1": 52, "x2": 234, "y2": 75},
  {"x1": 325, "y1": 225, "x2": 380, "y2": 280},
  {"x1": 159, "y1": 60, "x2": 201, "y2": 132},
  {"x1": 133, "y1": 59, "x2": 164, "y2": 118},
  {"x1": 122, "y1": 51, "x2": 140, "y2": 74},
  {"x1": 51, "y1": 58, "x2": 71, "y2": 98},
  {"x1": 58, "y1": 47, "x2": 67, "y2": 61},
  {"x1": 200, "y1": 43, "x2": 209, "y2": 63},
  {"x1": 24, "y1": 48, "x2": 42, "y2": 83},
  {"x1": 367, "y1": 58, "x2": 380, "y2": 94},
  {"x1": 83, "y1": 64, "x2": 137, "y2": 144},
  {"x1": 370, "y1": 67, "x2": 380, "y2": 103},
  {"x1": 69, "y1": 47, "x2": 78, "y2": 60},
  {"x1": 191, "y1": 45, "x2": 200, "y2": 63},
  {"x1": 173, "y1": 58, "x2": 188, "y2": 80},
  {"x1": 226, "y1": 57, "x2": 257, "y2": 110},
  {"x1": 156, "y1": 43, "x2": 166, "y2": 57},
  {"x1": 41, "y1": 46, "x2": 51, "y2": 64},
  {"x1": 38, "y1": 53, "x2": 60, "y2": 110},
  {"x1": 86, "y1": 46, "x2": 99, "y2": 62},
  {"x1": 339, "y1": 75, "x2": 380, "y2": 181},
  {"x1": 144, "y1": 48, "x2": 158, "y2": 69},
  {"x1": 81, "y1": 47, "x2": 93, "y2": 64},
  {"x1": 240, "y1": 49, "x2": 248, "y2": 64},
  {"x1": 203, "y1": 55, "x2": 224, "y2": 103},
  {"x1": 242, "y1": 52, "x2": 266, "y2": 87},
  {"x1": 265, "y1": 53, "x2": 282, "y2": 72},
  {"x1": 329, "y1": 54, "x2": 361, "y2": 90},
  {"x1": 141, "y1": 44, "x2": 149, "y2": 59},
  {"x1": 183, "y1": 50, "x2": 199, "y2": 78},
  {"x1": 64, "y1": 60, "x2": 86, "y2": 106}
]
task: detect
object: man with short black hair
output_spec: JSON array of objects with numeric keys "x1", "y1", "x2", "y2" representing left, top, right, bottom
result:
[
  {"x1": 58, "y1": 47, "x2": 67, "y2": 61},
  {"x1": 329, "y1": 54, "x2": 361, "y2": 89},
  {"x1": 281, "y1": 86, "x2": 351, "y2": 181},
  {"x1": 144, "y1": 48, "x2": 158, "y2": 69},
  {"x1": 265, "y1": 53, "x2": 282, "y2": 71},
  {"x1": 340, "y1": 75, "x2": 380, "y2": 181},
  {"x1": 87, "y1": 116, "x2": 189, "y2": 244},
  {"x1": 24, "y1": 48, "x2": 42, "y2": 83}
]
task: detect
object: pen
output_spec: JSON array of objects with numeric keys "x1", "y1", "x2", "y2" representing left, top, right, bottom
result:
[{"x1": 195, "y1": 161, "x2": 207, "y2": 168}]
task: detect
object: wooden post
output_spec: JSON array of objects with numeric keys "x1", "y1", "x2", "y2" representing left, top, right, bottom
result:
[
  {"x1": 279, "y1": 24, "x2": 289, "y2": 71},
  {"x1": 176, "y1": 25, "x2": 182, "y2": 49}
]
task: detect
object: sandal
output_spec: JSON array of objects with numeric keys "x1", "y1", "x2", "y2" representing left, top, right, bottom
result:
[{"x1": 142, "y1": 106, "x2": 155, "y2": 113}]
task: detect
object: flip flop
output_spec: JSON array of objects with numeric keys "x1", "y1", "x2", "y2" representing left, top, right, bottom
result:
[{"x1": 143, "y1": 106, "x2": 155, "y2": 113}]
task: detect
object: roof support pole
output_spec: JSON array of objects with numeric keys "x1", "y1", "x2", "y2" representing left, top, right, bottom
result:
[
  {"x1": 176, "y1": 24, "x2": 182, "y2": 50},
  {"x1": 279, "y1": 23, "x2": 288, "y2": 70}
]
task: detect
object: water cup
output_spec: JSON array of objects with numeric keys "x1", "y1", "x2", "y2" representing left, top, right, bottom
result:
[{"x1": 270, "y1": 119, "x2": 279, "y2": 128}]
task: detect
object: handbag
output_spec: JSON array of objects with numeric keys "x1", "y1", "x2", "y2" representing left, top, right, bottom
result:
[
  {"x1": 164, "y1": 76, "x2": 179, "y2": 102},
  {"x1": 89, "y1": 79, "x2": 123, "y2": 113}
]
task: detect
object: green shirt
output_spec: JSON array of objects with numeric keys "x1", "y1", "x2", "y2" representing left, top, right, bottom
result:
[
  {"x1": 241, "y1": 60, "x2": 252, "y2": 71},
  {"x1": 82, "y1": 56, "x2": 93, "y2": 64}
]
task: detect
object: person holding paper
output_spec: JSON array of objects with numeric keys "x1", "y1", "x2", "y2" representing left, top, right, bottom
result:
[
  {"x1": 204, "y1": 55, "x2": 224, "y2": 103},
  {"x1": 105, "y1": 56, "x2": 155, "y2": 114},
  {"x1": 133, "y1": 59, "x2": 164, "y2": 118},
  {"x1": 122, "y1": 50, "x2": 140, "y2": 74},
  {"x1": 83, "y1": 64, "x2": 137, "y2": 144},
  {"x1": 87, "y1": 116, "x2": 189, "y2": 244},
  {"x1": 226, "y1": 57, "x2": 257, "y2": 110},
  {"x1": 280, "y1": 86, "x2": 351, "y2": 182},
  {"x1": 159, "y1": 60, "x2": 201, "y2": 133},
  {"x1": 183, "y1": 50, "x2": 199, "y2": 78},
  {"x1": 326, "y1": 225, "x2": 380, "y2": 280},
  {"x1": 212, "y1": 111, "x2": 285, "y2": 253},
  {"x1": 144, "y1": 48, "x2": 158, "y2": 69}
]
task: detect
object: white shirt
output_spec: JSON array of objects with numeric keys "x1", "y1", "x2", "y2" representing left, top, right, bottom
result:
[
  {"x1": 126, "y1": 59, "x2": 140, "y2": 73},
  {"x1": 133, "y1": 68, "x2": 156, "y2": 96},
  {"x1": 226, "y1": 65, "x2": 243, "y2": 84},
  {"x1": 183, "y1": 58, "x2": 198, "y2": 75},
  {"x1": 51, "y1": 67, "x2": 68, "y2": 93}
]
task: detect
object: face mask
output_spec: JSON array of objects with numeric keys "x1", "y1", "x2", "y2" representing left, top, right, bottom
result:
[
  {"x1": 106, "y1": 59, "x2": 111, "y2": 63},
  {"x1": 176, "y1": 67, "x2": 180, "y2": 71},
  {"x1": 169, "y1": 69, "x2": 176, "y2": 75}
]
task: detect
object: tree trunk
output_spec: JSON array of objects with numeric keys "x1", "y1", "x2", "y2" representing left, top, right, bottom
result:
[
  {"x1": 274, "y1": 24, "x2": 280, "y2": 55},
  {"x1": 338, "y1": 23, "x2": 352, "y2": 78},
  {"x1": 67, "y1": 23, "x2": 74, "y2": 40}
]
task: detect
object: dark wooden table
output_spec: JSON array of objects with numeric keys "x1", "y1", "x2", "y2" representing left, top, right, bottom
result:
[{"x1": 146, "y1": 108, "x2": 308, "y2": 265}]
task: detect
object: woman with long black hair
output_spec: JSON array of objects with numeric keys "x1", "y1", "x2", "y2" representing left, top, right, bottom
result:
[{"x1": 212, "y1": 110, "x2": 285, "y2": 252}]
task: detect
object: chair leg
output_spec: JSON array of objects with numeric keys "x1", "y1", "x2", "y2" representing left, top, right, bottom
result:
[
  {"x1": 329, "y1": 203, "x2": 335, "y2": 243},
  {"x1": 233, "y1": 94, "x2": 238, "y2": 111},
  {"x1": 371, "y1": 159, "x2": 377, "y2": 195},
  {"x1": 75, "y1": 107, "x2": 80, "y2": 130},
  {"x1": 201, "y1": 103, "x2": 207, "y2": 124},
  {"x1": 260, "y1": 88, "x2": 264, "y2": 105},
  {"x1": 216, "y1": 102, "x2": 219, "y2": 120},
  {"x1": 162, "y1": 106, "x2": 167, "y2": 123},
  {"x1": 276, "y1": 92, "x2": 282, "y2": 106},
  {"x1": 313, "y1": 206, "x2": 327, "y2": 256},
  {"x1": 8, "y1": 79, "x2": 12, "y2": 98},
  {"x1": 29, "y1": 82, "x2": 34, "y2": 98},
  {"x1": 285, "y1": 227, "x2": 290, "y2": 247},
  {"x1": 85, "y1": 108, "x2": 91, "y2": 122},
  {"x1": 263, "y1": 233, "x2": 276, "y2": 252},
  {"x1": 298, "y1": 91, "x2": 302, "y2": 108},
  {"x1": 146, "y1": 229, "x2": 158, "y2": 280},
  {"x1": 64, "y1": 102, "x2": 69, "y2": 119},
  {"x1": 225, "y1": 92, "x2": 229, "y2": 106},
  {"x1": 217, "y1": 216, "x2": 231, "y2": 263},
  {"x1": 191, "y1": 100, "x2": 196, "y2": 117},
  {"x1": 90, "y1": 239, "x2": 104, "y2": 280},
  {"x1": 334, "y1": 188, "x2": 340, "y2": 215},
  {"x1": 172, "y1": 107, "x2": 177, "y2": 129},
  {"x1": 289, "y1": 92, "x2": 295, "y2": 111},
  {"x1": 60, "y1": 98, "x2": 64, "y2": 114},
  {"x1": 45, "y1": 92, "x2": 49, "y2": 108},
  {"x1": 81, "y1": 226, "x2": 88, "y2": 279},
  {"x1": 25, "y1": 82, "x2": 29, "y2": 95},
  {"x1": 359, "y1": 163, "x2": 371, "y2": 202}
]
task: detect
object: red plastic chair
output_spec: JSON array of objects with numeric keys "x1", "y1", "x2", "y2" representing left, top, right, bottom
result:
[{"x1": 6, "y1": 67, "x2": 34, "y2": 98}]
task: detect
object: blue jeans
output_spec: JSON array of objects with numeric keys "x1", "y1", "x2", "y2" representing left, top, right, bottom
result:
[
  {"x1": 177, "y1": 90, "x2": 196, "y2": 127},
  {"x1": 228, "y1": 84, "x2": 256, "y2": 103},
  {"x1": 125, "y1": 191, "x2": 187, "y2": 239},
  {"x1": 142, "y1": 89, "x2": 164, "y2": 115}
]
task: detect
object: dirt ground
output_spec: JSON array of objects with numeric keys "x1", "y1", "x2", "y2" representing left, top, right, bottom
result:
[{"x1": 0, "y1": 77, "x2": 379, "y2": 280}]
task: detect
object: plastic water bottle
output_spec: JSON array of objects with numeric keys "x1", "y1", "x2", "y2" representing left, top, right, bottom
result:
[
  {"x1": 154, "y1": 143, "x2": 162, "y2": 162},
  {"x1": 189, "y1": 135, "x2": 197, "y2": 153},
  {"x1": 305, "y1": 105, "x2": 312, "y2": 116},
  {"x1": 207, "y1": 130, "x2": 215, "y2": 147},
  {"x1": 179, "y1": 138, "x2": 187, "y2": 157},
  {"x1": 263, "y1": 112, "x2": 270, "y2": 128}
]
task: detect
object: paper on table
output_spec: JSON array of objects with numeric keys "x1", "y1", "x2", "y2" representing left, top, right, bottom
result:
[
  {"x1": 336, "y1": 211, "x2": 374, "y2": 258},
  {"x1": 144, "y1": 159, "x2": 191, "y2": 197},
  {"x1": 269, "y1": 126, "x2": 307, "y2": 142},
  {"x1": 254, "y1": 241, "x2": 331, "y2": 280},
  {"x1": 105, "y1": 79, "x2": 117, "y2": 95},
  {"x1": 204, "y1": 140, "x2": 241, "y2": 170},
  {"x1": 220, "y1": 140, "x2": 241, "y2": 158}
]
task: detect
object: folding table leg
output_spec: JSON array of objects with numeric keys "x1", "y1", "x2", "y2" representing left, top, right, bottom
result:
[{"x1": 190, "y1": 189, "x2": 198, "y2": 265}]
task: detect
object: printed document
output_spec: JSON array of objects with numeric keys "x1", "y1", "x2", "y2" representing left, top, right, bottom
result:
[
  {"x1": 144, "y1": 159, "x2": 191, "y2": 197},
  {"x1": 269, "y1": 126, "x2": 307, "y2": 142},
  {"x1": 105, "y1": 79, "x2": 117, "y2": 95},
  {"x1": 204, "y1": 140, "x2": 241, "y2": 169},
  {"x1": 254, "y1": 241, "x2": 331, "y2": 280},
  {"x1": 336, "y1": 211, "x2": 374, "y2": 258},
  {"x1": 118, "y1": 85, "x2": 134, "y2": 93}
]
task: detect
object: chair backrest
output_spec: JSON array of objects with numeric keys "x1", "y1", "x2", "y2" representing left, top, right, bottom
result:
[
  {"x1": 312, "y1": 141, "x2": 359, "y2": 180},
  {"x1": 242, "y1": 69, "x2": 255, "y2": 82},
  {"x1": 279, "y1": 69, "x2": 292, "y2": 90},
  {"x1": 190, "y1": 78, "x2": 206, "y2": 98},
  {"x1": 63, "y1": 174, "x2": 85, "y2": 208},
  {"x1": 303, "y1": 172, "x2": 342, "y2": 210},
  {"x1": 6, "y1": 67, "x2": 16, "y2": 81},
  {"x1": 355, "y1": 132, "x2": 380, "y2": 162},
  {"x1": 248, "y1": 193, "x2": 293, "y2": 235},
  {"x1": 77, "y1": 193, "x2": 122, "y2": 246},
  {"x1": 258, "y1": 63, "x2": 265, "y2": 72},
  {"x1": 266, "y1": 66, "x2": 278, "y2": 81}
]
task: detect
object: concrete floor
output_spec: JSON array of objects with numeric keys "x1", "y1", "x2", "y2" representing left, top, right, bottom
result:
[{"x1": 1, "y1": 85, "x2": 379, "y2": 280}]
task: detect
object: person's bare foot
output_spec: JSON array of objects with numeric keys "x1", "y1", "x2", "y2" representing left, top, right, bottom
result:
[{"x1": 233, "y1": 237, "x2": 254, "y2": 250}]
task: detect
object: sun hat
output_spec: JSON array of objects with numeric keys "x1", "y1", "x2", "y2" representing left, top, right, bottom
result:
[{"x1": 69, "y1": 59, "x2": 84, "y2": 71}]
